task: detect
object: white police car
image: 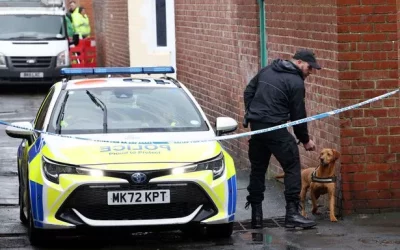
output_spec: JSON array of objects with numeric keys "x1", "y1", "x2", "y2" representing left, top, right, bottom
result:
[{"x1": 5, "y1": 66, "x2": 239, "y2": 245}]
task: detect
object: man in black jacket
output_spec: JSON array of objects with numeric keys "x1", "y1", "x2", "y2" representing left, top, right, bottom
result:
[{"x1": 243, "y1": 49, "x2": 320, "y2": 229}]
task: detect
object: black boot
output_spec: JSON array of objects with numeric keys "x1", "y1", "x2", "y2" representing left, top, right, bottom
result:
[
  {"x1": 245, "y1": 202, "x2": 263, "y2": 229},
  {"x1": 285, "y1": 201, "x2": 316, "y2": 229}
]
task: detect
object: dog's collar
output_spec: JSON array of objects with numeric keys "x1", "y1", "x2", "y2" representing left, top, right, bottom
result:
[{"x1": 311, "y1": 170, "x2": 336, "y2": 183}]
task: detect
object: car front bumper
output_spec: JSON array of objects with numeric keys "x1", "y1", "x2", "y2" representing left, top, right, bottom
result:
[
  {"x1": 30, "y1": 164, "x2": 237, "y2": 230},
  {"x1": 0, "y1": 56, "x2": 68, "y2": 84}
]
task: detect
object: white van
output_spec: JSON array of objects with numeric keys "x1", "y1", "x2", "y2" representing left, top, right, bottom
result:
[{"x1": 0, "y1": 0, "x2": 78, "y2": 85}]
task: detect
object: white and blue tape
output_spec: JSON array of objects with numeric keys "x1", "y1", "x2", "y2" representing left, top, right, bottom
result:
[{"x1": 0, "y1": 88, "x2": 399, "y2": 144}]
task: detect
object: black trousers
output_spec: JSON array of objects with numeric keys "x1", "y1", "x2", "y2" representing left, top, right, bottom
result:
[{"x1": 246, "y1": 122, "x2": 301, "y2": 204}]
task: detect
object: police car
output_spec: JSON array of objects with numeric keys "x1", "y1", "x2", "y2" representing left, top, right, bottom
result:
[{"x1": 5, "y1": 66, "x2": 238, "y2": 245}]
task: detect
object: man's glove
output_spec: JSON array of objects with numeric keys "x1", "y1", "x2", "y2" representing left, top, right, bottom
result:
[{"x1": 243, "y1": 116, "x2": 249, "y2": 128}]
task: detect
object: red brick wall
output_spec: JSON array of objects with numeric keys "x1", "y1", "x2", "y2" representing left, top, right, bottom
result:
[
  {"x1": 175, "y1": 1, "x2": 260, "y2": 169},
  {"x1": 338, "y1": 1, "x2": 399, "y2": 214},
  {"x1": 175, "y1": 0, "x2": 400, "y2": 214},
  {"x1": 92, "y1": 0, "x2": 129, "y2": 66},
  {"x1": 265, "y1": 1, "x2": 340, "y2": 180}
]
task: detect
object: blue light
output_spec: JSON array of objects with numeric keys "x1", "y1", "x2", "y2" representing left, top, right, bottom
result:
[
  {"x1": 94, "y1": 67, "x2": 143, "y2": 74},
  {"x1": 61, "y1": 66, "x2": 175, "y2": 76},
  {"x1": 143, "y1": 66, "x2": 175, "y2": 74},
  {"x1": 61, "y1": 68, "x2": 94, "y2": 75}
]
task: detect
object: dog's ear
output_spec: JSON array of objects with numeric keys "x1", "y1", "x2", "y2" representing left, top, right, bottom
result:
[{"x1": 332, "y1": 149, "x2": 341, "y2": 161}]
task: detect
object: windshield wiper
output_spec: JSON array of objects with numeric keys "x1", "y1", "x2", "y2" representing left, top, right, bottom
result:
[
  {"x1": 86, "y1": 90, "x2": 108, "y2": 133},
  {"x1": 56, "y1": 92, "x2": 70, "y2": 134}
]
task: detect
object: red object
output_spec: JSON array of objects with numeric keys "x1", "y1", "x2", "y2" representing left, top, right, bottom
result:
[{"x1": 69, "y1": 37, "x2": 97, "y2": 68}]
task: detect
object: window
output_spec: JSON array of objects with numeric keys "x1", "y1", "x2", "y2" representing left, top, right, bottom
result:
[
  {"x1": 0, "y1": 15, "x2": 66, "y2": 40},
  {"x1": 34, "y1": 87, "x2": 55, "y2": 132},
  {"x1": 48, "y1": 87, "x2": 208, "y2": 134},
  {"x1": 155, "y1": 0, "x2": 167, "y2": 47}
]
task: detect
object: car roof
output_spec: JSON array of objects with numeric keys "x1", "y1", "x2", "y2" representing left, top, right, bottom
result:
[{"x1": 64, "y1": 77, "x2": 180, "y2": 90}]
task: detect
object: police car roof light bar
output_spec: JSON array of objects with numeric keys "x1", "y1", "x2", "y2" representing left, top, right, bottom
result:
[
  {"x1": 142, "y1": 66, "x2": 175, "y2": 74},
  {"x1": 94, "y1": 67, "x2": 144, "y2": 74},
  {"x1": 61, "y1": 66, "x2": 175, "y2": 76},
  {"x1": 61, "y1": 68, "x2": 94, "y2": 75}
]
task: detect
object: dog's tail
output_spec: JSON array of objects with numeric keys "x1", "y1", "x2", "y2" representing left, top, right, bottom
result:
[{"x1": 275, "y1": 173, "x2": 285, "y2": 179}]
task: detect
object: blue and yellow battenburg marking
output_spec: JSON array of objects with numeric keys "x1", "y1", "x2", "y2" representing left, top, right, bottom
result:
[
  {"x1": 28, "y1": 137, "x2": 46, "y2": 163},
  {"x1": 30, "y1": 181, "x2": 44, "y2": 228},
  {"x1": 227, "y1": 175, "x2": 237, "y2": 222}
]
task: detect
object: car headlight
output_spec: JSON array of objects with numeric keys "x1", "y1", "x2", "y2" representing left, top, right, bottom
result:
[
  {"x1": 171, "y1": 153, "x2": 225, "y2": 180},
  {"x1": 0, "y1": 53, "x2": 7, "y2": 68},
  {"x1": 42, "y1": 157, "x2": 103, "y2": 184},
  {"x1": 56, "y1": 50, "x2": 69, "y2": 67}
]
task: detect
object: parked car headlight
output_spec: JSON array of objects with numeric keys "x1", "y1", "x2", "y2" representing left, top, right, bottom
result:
[
  {"x1": 0, "y1": 53, "x2": 7, "y2": 68},
  {"x1": 196, "y1": 153, "x2": 225, "y2": 179},
  {"x1": 171, "y1": 153, "x2": 225, "y2": 180},
  {"x1": 42, "y1": 157, "x2": 103, "y2": 184},
  {"x1": 56, "y1": 50, "x2": 69, "y2": 67}
]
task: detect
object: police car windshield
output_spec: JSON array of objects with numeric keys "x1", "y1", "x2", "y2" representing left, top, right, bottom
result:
[{"x1": 49, "y1": 87, "x2": 208, "y2": 134}]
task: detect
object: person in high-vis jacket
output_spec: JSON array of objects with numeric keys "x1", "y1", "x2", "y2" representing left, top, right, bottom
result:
[
  {"x1": 65, "y1": 13, "x2": 75, "y2": 39},
  {"x1": 69, "y1": 0, "x2": 86, "y2": 38},
  {"x1": 78, "y1": 7, "x2": 91, "y2": 38}
]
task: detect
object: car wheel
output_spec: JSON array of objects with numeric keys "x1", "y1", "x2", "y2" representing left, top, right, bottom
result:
[
  {"x1": 27, "y1": 189, "x2": 49, "y2": 246},
  {"x1": 19, "y1": 183, "x2": 27, "y2": 225},
  {"x1": 207, "y1": 223, "x2": 233, "y2": 238},
  {"x1": 17, "y1": 164, "x2": 28, "y2": 225}
]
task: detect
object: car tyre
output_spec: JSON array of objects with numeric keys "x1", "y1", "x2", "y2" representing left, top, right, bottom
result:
[
  {"x1": 19, "y1": 183, "x2": 28, "y2": 225},
  {"x1": 17, "y1": 164, "x2": 28, "y2": 225},
  {"x1": 207, "y1": 223, "x2": 233, "y2": 238},
  {"x1": 27, "y1": 188, "x2": 50, "y2": 246}
]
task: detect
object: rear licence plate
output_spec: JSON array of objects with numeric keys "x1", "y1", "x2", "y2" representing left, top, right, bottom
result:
[
  {"x1": 107, "y1": 190, "x2": 170, "y2": 205},
  {"x1": 20, "y1": 72, "x2": 44, "y2": 78}
]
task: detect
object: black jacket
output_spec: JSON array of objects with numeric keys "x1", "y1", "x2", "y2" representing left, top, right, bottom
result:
[{"x1": 244, "y1": 59, "x2": 310, "y2": 143}]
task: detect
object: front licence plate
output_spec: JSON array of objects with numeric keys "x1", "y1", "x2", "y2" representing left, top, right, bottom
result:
[
  {"x1": 107, "y1": 190, "x2": 170, "y2": 205},
  {"x1": 20, "y1": 72, "x2": 44, "y2": 78}
]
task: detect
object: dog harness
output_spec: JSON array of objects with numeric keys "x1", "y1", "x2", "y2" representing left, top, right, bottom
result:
[{"x1": 311, "y1": 170, "x2": 336, "y2": 183}]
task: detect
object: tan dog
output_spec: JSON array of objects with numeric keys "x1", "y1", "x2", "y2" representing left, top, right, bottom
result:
[{"x1": 275, "y1": 148, "x2": 340, "y2": 222}]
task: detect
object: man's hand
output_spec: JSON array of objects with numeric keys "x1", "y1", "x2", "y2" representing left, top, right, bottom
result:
[{"x1": 303, "y1": 139, "x2": 316, "y2": 151}]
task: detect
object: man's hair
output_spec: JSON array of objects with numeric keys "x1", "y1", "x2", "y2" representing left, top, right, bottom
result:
[{"x1": 69, "y1": 0, "x2": 76, "y2": 4}]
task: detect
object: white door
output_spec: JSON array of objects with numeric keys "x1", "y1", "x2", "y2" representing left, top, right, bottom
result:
[{"x1": 128, "y1": 0, "x2": 177, "y2": 76}]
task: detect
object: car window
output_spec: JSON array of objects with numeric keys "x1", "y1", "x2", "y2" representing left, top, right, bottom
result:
[
  {"x1": 48, "y1": 87, "x2": 208, "y2": 134},
  {"x1": 34, "y1": 87, "x2": 55, "y2": 132}
]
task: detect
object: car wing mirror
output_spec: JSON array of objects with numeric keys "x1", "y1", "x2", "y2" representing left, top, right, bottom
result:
[
  {"x1": 215, "y1": 117, "x2": 238, "y2": 136},
  {"x1": 5, "y1": 122, "x2": 34, "y2": 140}
]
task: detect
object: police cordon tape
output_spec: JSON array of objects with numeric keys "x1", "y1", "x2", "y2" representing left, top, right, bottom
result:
[{"x1": 0, "y1": 88, "x2": 399, "y2": 145}]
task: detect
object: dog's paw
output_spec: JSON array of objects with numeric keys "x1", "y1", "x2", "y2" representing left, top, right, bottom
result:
[
  {"x1": 311, "y1": 209, "x2": 321, "y2": 215},
  {"x1": 330, "y1": 217, "x2": 338, "y2": 222}
]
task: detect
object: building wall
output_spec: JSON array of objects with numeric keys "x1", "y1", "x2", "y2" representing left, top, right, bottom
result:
[
  {"x1": 175, "y1": 0, "x2": 260, "y2": 169},
  {"x1": 175, "y1": 0, "x2": 400, "y2": 214},
  {"x1": 265, "y1": 0, "x2": 340, "y2": 186},
  {"x1": 337, "y1": 1, "x2": 399, "y2": 215},
  {"x1": 93, "y1": 0, "x2": 129, "y2": 66}
]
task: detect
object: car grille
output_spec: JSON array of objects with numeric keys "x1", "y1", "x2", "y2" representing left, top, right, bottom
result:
[
  {"x1": 57, "y1": 182, "x2": 216, "y2": 221},
  {"x1": 10, "y1": 57, "x2": 52, "y2": 68}
]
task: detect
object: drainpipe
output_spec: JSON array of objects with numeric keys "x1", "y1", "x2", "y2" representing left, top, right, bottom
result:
[{"x1": 258, "y1": 0, "x2": 267, "y2": 68}]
